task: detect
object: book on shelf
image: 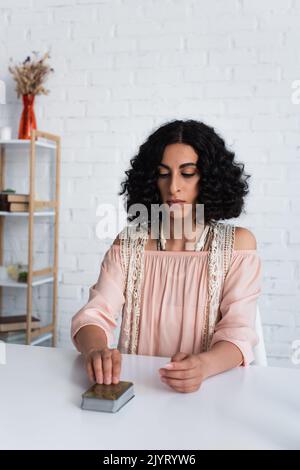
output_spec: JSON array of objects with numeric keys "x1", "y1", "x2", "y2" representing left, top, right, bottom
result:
[
  {"x1": 0, "y1": 315, "x2": 40, "y2": 332},
  {"x1": 0, "y1": 193, "x2": 29, "y2": 203},
  {"x1": 0, "y1": 330, "x2": 26, "y2": 344},
  {"x1": 0, "y1": 202, "x2": 29, "y2": 212},
  {"x1": 0, "y1": 193, "x2": 30, "y2": 212}
]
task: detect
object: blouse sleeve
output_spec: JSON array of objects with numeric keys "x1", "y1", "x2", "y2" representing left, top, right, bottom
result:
[
  {"x1": 71, "y1": 245, "x2": 125, "y2": 351},
  {"x1": 210, "y1": 250, "x2": 262, "y2": 367}
]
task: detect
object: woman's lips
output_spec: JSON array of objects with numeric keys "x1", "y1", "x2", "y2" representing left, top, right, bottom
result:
[{"x1": 167, "y1": 200, "x2": 186, "y2": 206}]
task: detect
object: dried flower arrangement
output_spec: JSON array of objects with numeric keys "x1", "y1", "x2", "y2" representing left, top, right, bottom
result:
[
  {"x1": 8, "y1": 51, "x2": 54, "y2": 139},
  {"x1": 8, "y1": 51, "x2": 54, "y2": 98}
]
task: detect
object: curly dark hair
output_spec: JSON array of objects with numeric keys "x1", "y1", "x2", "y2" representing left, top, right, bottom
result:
[{"x1": 119, "y1": 119, "x2": 251, "y2": 227}]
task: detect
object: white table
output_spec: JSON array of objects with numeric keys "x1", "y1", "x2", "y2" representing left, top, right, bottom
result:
[{"x1": 0, "y1": 343, "x2": 299, "y2": 450}]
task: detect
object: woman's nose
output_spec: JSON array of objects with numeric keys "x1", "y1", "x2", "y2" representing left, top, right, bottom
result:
[{"x1": 169, "y1": 174, "x2": 180, "y2": 194}]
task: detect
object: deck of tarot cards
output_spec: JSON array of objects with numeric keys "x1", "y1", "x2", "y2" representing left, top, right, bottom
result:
[{"x1": 81, "y1": 381, "x2": 135, "y2": 413}]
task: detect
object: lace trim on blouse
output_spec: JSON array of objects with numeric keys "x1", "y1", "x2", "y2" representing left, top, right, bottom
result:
[{"x1": 119, "y1": 221, "x2": 235, "y2": 354}]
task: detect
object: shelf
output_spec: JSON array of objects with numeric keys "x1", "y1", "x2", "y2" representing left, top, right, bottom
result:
[
  {"x1": 0, "y1": 129, "x2": 60, "y2": 346},
  {"x1": 31, "y1": 332, "x2": 53, "y2": 346},
  {"x1": 0, "y1": 211, "x2": 55, "y2": 217},
  {"x1": 0, "y1": 276, "x2": 56, "y2": 288},
  {"x1": 0, "y1": 331, "x2": 52, "y2": 346},
  {"x1": 0, "y1": 139, "x2": 56, "y2": 149}
]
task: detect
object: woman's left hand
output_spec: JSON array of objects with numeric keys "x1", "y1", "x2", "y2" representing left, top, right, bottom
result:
[{"x1": 158, "y1": 351, "x2": 208, "y2": 393}]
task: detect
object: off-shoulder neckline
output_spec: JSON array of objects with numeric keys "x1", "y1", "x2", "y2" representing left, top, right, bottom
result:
[{"x1": 111, "y1": 245, "x2": 257, "y2": 255}]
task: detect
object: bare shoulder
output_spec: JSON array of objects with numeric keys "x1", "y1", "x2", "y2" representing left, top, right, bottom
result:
[{"x1": 234, "y1": 226, "x2": 257, "y2": 250}]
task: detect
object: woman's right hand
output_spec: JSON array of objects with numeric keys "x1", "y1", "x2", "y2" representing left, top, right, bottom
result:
[{"x1": 84, "y1": 347, "x2": 122, "y2": 385}]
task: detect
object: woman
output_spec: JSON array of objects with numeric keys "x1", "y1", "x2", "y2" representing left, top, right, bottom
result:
[{"x1": 71, "y1": 119, "x2": 262, "y2": 394}]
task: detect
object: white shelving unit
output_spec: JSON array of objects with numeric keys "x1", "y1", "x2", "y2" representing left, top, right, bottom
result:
[
  {"x1": 0, "y1": 139, "x2": 56, "y2": 149},
  {"x1": 0, "y1": 130, "x2": 61, "y2": 346},
  {"x1": 0, "y1": 211, "x2": 55, "y2": 216},
  {"x1": 0, "y1": 275, "x2": 62, "y2": 288}
]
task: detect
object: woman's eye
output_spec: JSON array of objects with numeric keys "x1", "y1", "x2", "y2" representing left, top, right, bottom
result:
[{"x1": 158, "y1": 173, "x2": 197, "y2": 178}]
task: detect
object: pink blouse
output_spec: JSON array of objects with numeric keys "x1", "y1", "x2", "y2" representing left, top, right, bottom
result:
[{"x1": 71, "y1": 244, "x2": 262, "y2": 366}]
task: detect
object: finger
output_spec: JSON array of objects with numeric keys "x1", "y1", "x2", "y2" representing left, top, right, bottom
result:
[
  {"x1": 162, "y1": 377, "x2": 201, "y2": 393},
  {"x1": 162, "y1": 357, "x2": 196, "y2": 371},
  {"x1": 86, "y1": 358, "x2": 95, "y2": 383},
  {"x1": 101, "y1": 350, "x2": 113, "y2": 384},
  {"x1": 92, "y1": 355, "x2": 104, "y2": 384},
  {"x1": 172, "y1": 384, "x2": 200, "y2": 394},
  {"x1": 111, "y1": 349, "x2": 122, "y2": 384},
  {"x1": 160, "y1": 369, "x2": 197, "y2": 380},
  {"x1": 170, "y1": 352, "x2": 189, "y2": 363}
]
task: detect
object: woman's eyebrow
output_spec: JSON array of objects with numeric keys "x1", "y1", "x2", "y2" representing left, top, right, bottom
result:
[{"x1": 158, "y1": 162, "x2": 197, "y2": 169}]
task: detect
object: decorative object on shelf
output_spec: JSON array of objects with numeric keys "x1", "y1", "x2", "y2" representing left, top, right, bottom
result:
[
  {"x1": 0, "y1": 79, "x2": 5, "y2": 104},
  {"x1": 0, "y1": 126, "x2": 12, "y2": 141},
  {"x1": 0, "y1": 80, "x2": 10, "y2": 140},
  {"x1": 7, "y1": 263, "x2": 28, "y2": 283},
  {"x1": 8, "y1": 51, "x2": 54, "y2": 140},
  {"x1": 18, "y1": 270, "x2": 28, "y2": 283},
  {"x1": 6, "y1": 264, "x2": 18, "y2": 281},
  {"x1": 0, "y1": 266, "x2": 9, "y2": 281},
  {"x1": 19, "y1": 94, "x2": 37, "y2": 140},
  {"x1": 1, "y1": 188, "x2": 15, "y2": 193}
]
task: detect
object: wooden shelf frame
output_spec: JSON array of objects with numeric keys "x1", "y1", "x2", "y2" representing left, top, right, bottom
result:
[{"x1": 0, "y1": 130, "x2": 61, "y2": 346}]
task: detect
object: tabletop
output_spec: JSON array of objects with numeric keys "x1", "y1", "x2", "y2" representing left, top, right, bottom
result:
[{"x1": 0, "y1": 343, "x2": 299, "y2": 450}]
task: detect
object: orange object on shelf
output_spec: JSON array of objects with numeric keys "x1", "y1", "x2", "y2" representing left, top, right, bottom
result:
[{"x1": 18, "y1": 94, "x2": 37, "y2": 140}]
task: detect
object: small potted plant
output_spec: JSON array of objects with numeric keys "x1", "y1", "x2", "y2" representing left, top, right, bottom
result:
[{"x1": 8, "y1": 51, "x2": 54, "y2": 140}]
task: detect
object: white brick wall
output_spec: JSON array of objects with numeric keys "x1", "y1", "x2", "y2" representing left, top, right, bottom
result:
[{"x1": 0, "y1": 0, "x2": 300, "y2": 369}]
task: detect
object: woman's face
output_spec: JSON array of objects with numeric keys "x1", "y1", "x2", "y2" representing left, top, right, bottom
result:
[{"x1": 157, "y1": 143, "x2": 201, "y2": 220}]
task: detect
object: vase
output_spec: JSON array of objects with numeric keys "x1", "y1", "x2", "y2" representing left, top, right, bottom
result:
[{"x1": 18, "y1": 94, "x2": 37, "y2": 140}]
